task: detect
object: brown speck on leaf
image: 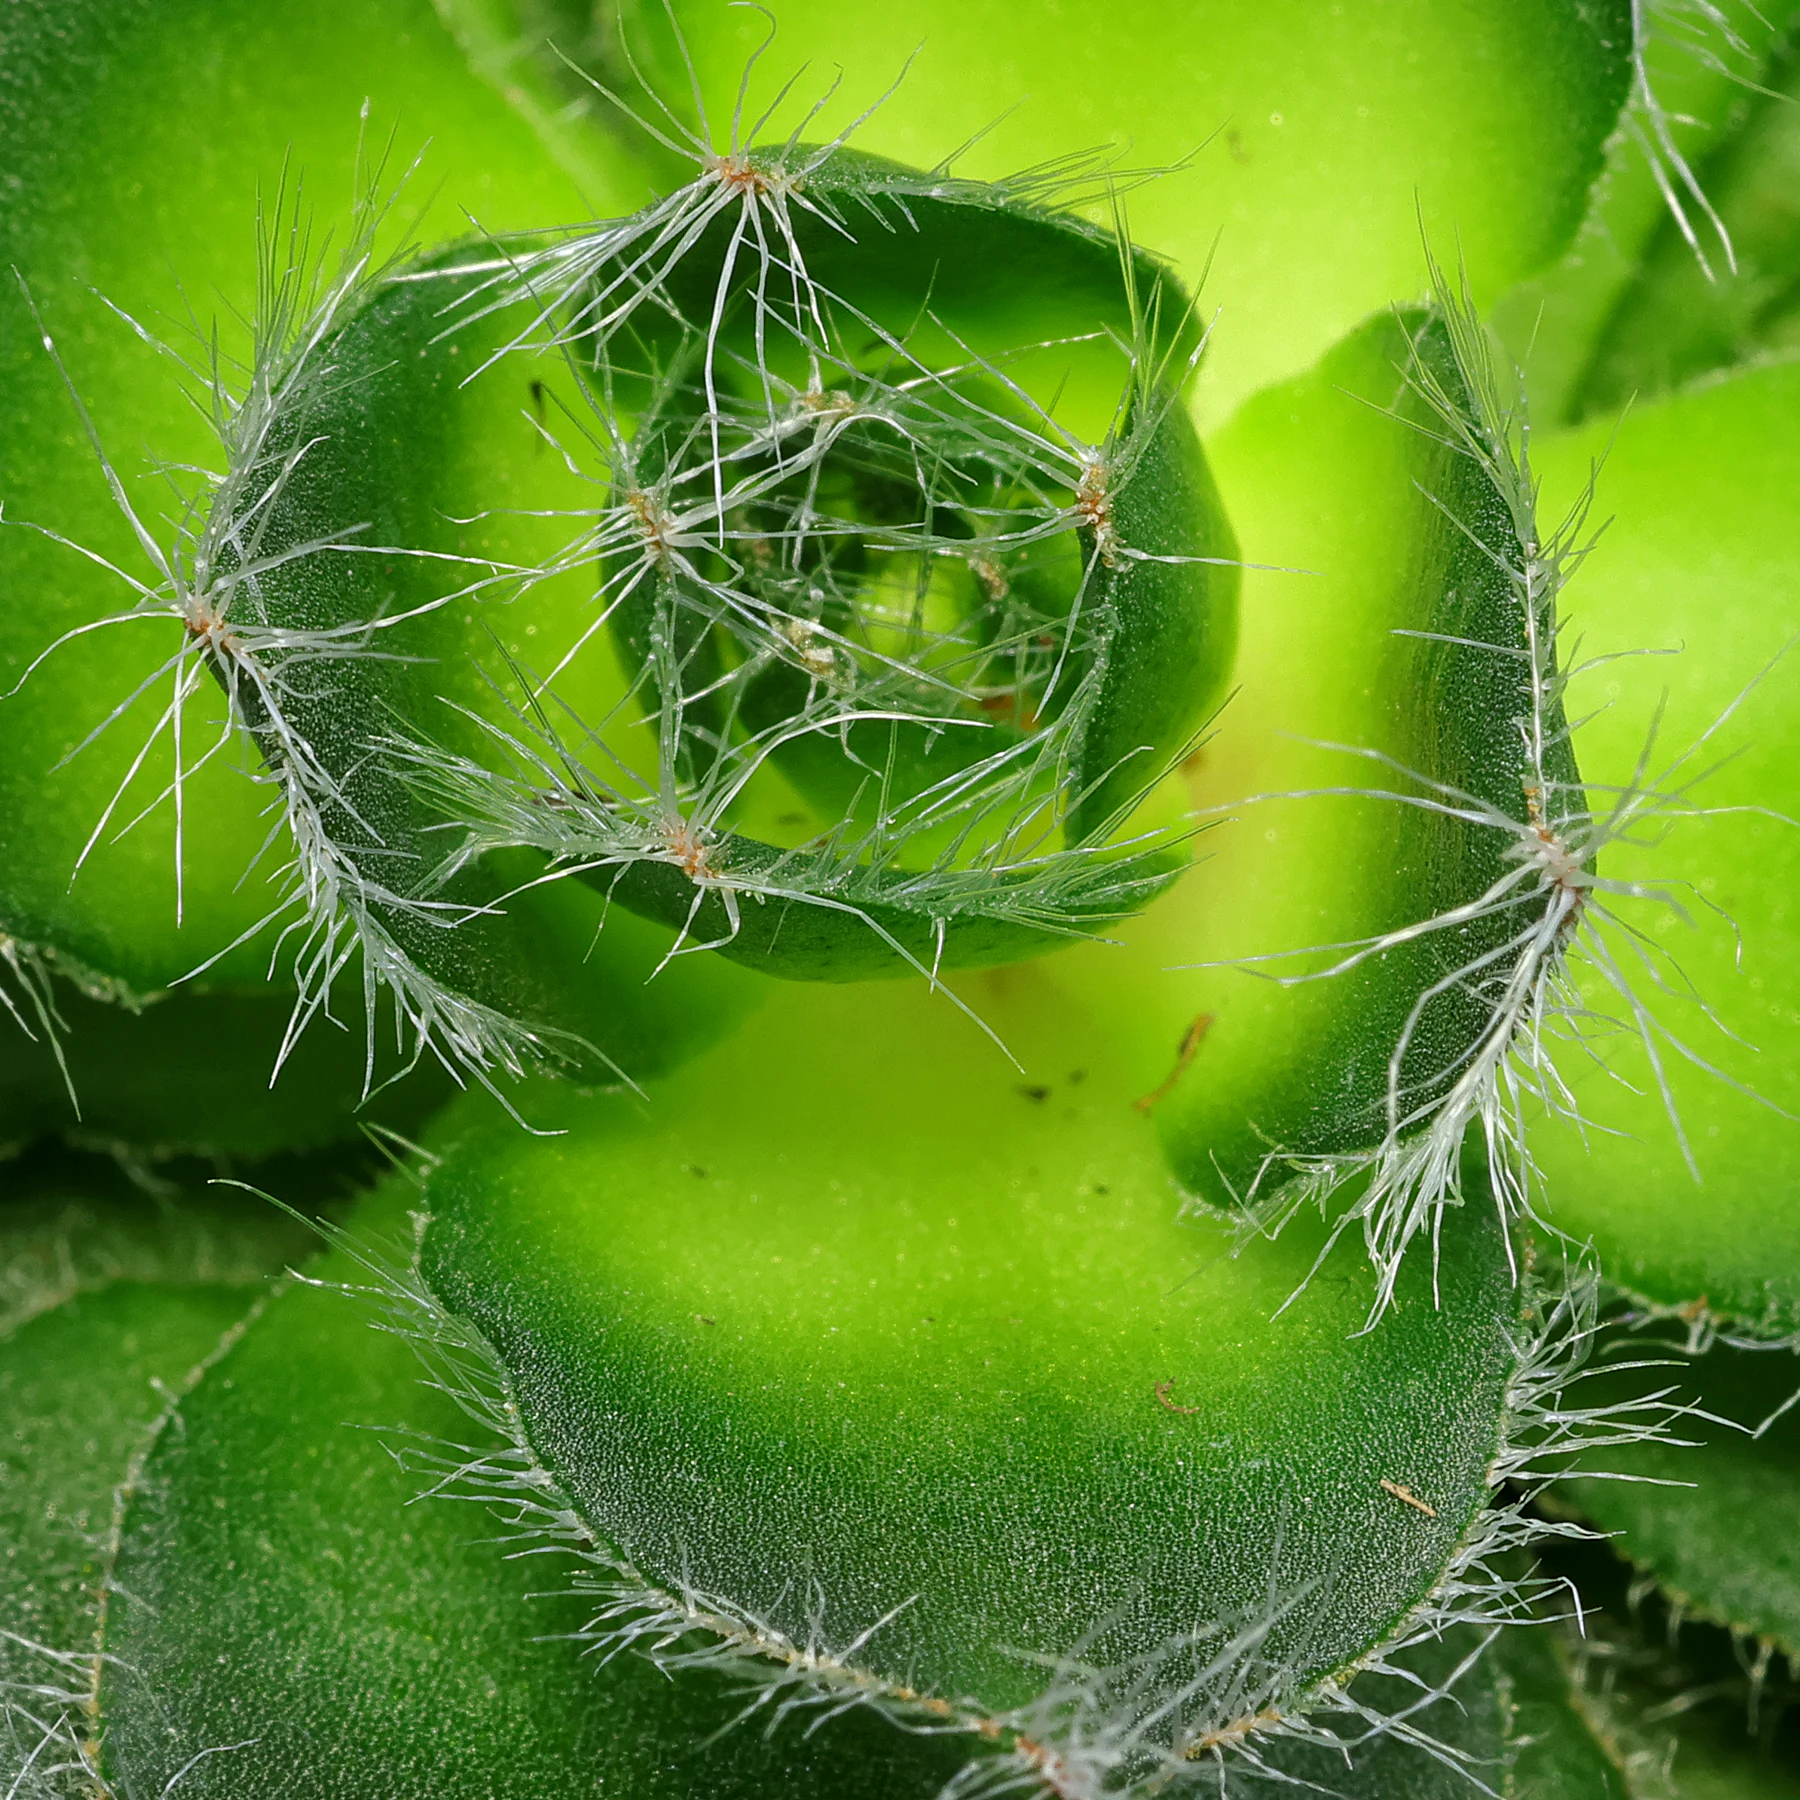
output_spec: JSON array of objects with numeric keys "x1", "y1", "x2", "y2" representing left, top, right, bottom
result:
[
  {"x1": 1185, "y1": 1707, "x2": 1284, "y2": 1757},
  {"x1": 1134, "y1": 1013, "x2": 1214, "y2": 1113},
  {"x1": 1018, "y1": 1083, "x2": 1051, "y2": 1103},
  {"x1": 1154, "y1": 1380, "x2": 1201, "y2": 1416},
  {"x1": 1380, "y1": 1478, "x2": 1438, "y2": 1518},
  {"x1": 967, "y1": 553, "x2": 1010, "y2": 602},
  {"x1": 688, "y1": 1164, "x2": 708, "y2": 1178},
  {"x1": 695, "y1": 1314, "x2": 716, "y2": 1326}
]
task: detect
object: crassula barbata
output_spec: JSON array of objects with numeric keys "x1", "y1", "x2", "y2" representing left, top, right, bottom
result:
[{"x1": 3, "y1": 1, "x2": 1800, "y2": 1795}]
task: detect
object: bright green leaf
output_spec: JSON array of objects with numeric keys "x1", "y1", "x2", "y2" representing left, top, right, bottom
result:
[
  {"x1": 1530, "y1": 356, "x2": 1800, "y2": 1329},
  {"x1": 514, "y1": 0, "x2": 1633, "y2": 424},
  {"x1": 417, "y1": 971, "x2": 1526, "y2": 1782}
]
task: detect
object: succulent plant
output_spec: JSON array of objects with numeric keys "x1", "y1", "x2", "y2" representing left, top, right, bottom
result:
[{"x1": 4, "y1": 1, "x2": 1800, "y2": 1795}]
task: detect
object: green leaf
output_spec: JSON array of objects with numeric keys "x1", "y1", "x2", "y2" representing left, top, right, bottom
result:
[
  {"x1": 0, "y1": 1285, "x2": 253, "y2": 1742},
  {"x1": 179, "y1": 238, "x2": 765, "y2": 1081},
  {"x1": 1255, "y1": 1623, "x2": 1630, "y2": 1796},
  {"x1": 223, "y1": 159, "x2": 1235, "y2": 1010},
  {"x1": 1494, "y1": 4, "x2": 1800, "y2": 427},
  {"x1": 1669, "y1": 1736, "x2": 1800, "y2": 1798},
  {"x1": 1569, "y1": 18, "x2": 1800, "y2": 420},
  {"x1": 0, "y1": 977, "x2": 453, "y2": 1159},
  {"x1": 95, "y1": 1176, "x2": 968, "y2": 1798},
  {"x1": 524, "y1": 0, "x2": 1633, "y2": 424},
  {"x1": 1560, "y1": 1336, "x2": 1800, "y2": 1661},
  {"x1": 415, "y1": 969, "x2": 1526, "y2": 1782},
  {"x1": 1032, "y1": 305, "x2": 1575, "y2": 1286},
  {"x1": 543, "y1": 146, "x2": 1240, "y2": 979},
  {"x1": 1481, "y1": 1625, "x2": 1636, "y2": 1799},
  {"x1": 635, "y1": 147, "x2": 1239, "y2": 849},
  {"x1": 1662, "y1": 1709, "x2": 1800, "y2": 1800},
  {"x1": 1547, "y1": 1492, "x2": 1800, "y2": 1799},
  {"x1": 0, "y1": 0, "x2": 649, "y2": 999},
  {"x1": 1527, "y1": 356, "x2": 1800, "y2": 1329},
  {"x1": 0, "y1": 1157, "x2": 316, "y2": 1738},
  {"x1": 0, "y1": 1147, "x2": 325, "y2": 1335}
]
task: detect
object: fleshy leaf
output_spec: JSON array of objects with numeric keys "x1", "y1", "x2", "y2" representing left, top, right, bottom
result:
[
  {"x1": 95, "y1": 1177, "x2": 967, "y2": 1799},
  {"x1": 1029, "y1": 301, "x2": 1581, "y2": 1316},
  {"x1": 415, "y1": 970, "x2": 1530, "y2": 1788},
  {"x1": 506, "y1": 0, "x2": 1634, "y2": 424},
  {"x1": 0, "y1": 1158, "x2": 315, "y2": 1760},
  {"x1": 0, "y1": 976, "x2": 453, "y2": 1158},
  {"x1": 1251, "y1": 1622, "x2": 1629, "y2": 1797},
  {"x1": 1570, "y1": 21, "x2": 1800, "y2": 419},
  {"x1": 1160, "y1": 310, "x2": 1574, "y2": 1198},
  {"x1": 125, "y1": 146, "x2": 1233, "y2": 1073},
  {"x1": 1494, "y1": 3, "x2": 1799, "y2": 426},
  {"x1": 1560, "y1": 1335, "x2": 1800, "y2": 1662},
  {"x1": 1551, "y1": 1563, "x2": 1800, "y2": 1800},
  {"x1": 1527, "y1": 356, "x2": 1800, "y2": 1329},
  {"x1": 1663, "y1": 1714, "x2": 1800, "y2": 1800},
  {"x1": 0, "y1": 1285, "x2": 253, "y2": 1763},
  {"x1": 171, "y1": 238, "x2": 764, "y2": 1083},
  {"x1": 0, "y1": 0, "x2": 647, "y2": 998},
  {"x1": 0, "y1": 1148, "x2": 325, "y2": 1336},
  {"x1": 611, "y1": 146, "x2": 1238, "y2": 848}
]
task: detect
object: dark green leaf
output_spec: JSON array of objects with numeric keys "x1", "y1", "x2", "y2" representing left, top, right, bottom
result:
[
  {"x1": 97, "y1": 1178, "x2": 969, "y2": 1799},
  {"x1": 1251, "y1": 1623, "x2": 1630, "y2": 1797},
  {"x1": 0, "y1": 1285, "x2": 253, "y2": 1736},
  {"x1": 1561, "y1": 1336, "x2": 1800, "y2": 1660},
  {"x1": 0, "y1": 1159, "x2": 314, "y2": 1743},
  {"x1": 0, "y1": 978, "x2": 453, "y2": 1159}
]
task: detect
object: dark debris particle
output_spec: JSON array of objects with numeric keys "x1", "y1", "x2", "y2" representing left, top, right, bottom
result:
[{"x1": 1017, "y1": 1084, "x2": 1051, "y2": 1103}]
